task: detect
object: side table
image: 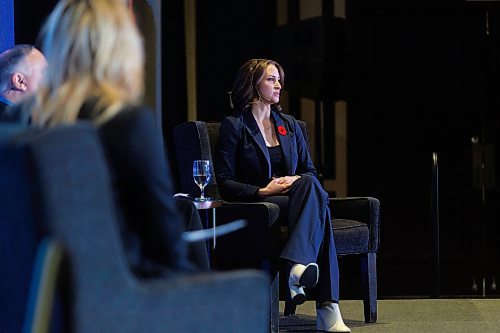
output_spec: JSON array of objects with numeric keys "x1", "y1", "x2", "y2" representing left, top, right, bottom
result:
[{"x1": 192, "y1": 199, "x2": 223, "y2": 250}]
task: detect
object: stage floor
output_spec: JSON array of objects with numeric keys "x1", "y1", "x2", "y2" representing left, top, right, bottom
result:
[{"x1": 279, "y1": 299, "x2": 500, "y2": 332}]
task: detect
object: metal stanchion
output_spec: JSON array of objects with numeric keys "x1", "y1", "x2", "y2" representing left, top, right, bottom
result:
[{"x1": 431, "y1": 152, "x2": 440, "y2": 298}]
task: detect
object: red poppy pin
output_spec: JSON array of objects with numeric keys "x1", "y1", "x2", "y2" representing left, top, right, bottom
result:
[{"x1": 277, "y1": 125, "x2": 287, "y2": 136}]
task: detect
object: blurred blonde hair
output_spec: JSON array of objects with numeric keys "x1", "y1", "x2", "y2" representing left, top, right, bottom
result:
[{"x1": 28, "y1": 0, "x2": 144, "y2": 127}]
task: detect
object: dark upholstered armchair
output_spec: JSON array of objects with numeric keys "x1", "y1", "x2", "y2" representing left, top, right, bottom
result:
[
  {"x1": 172, "y1": 120, "x2": 380, "y2": 324},
  {"x1": 0, "y1": 123, "x2": 270, "y2": 333},
  {"x1": 325, "y1": 197, "x2": 380, "y2": 322},
  {"x1": 173, "y1": 121, "x2": 282, "y2": 332}
]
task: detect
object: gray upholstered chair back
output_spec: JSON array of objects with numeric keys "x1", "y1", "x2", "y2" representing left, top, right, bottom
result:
[
  {"x1": 16, "y1": 124, "x2": 137, "y2": 331},
  {"x1": 7, "y1": 123, "x2": 269, "y2": 332},
  {"x1": 0, "y1": 132, "x2": 39, "y2": 333}
]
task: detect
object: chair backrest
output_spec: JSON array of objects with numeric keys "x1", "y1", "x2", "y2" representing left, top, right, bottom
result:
[
  {"x1": 172, "y1": 119, "x2": 309, "y2": 198},
  {"x1": 172, "y1": 121, "x2": 220, "y2": 198},
  {"x1": 6, "y1": 123, "x2": 137, "y2": 332},
  {"x1": 3, "y1": 122, "x2": 272, "y2": 333},
  {"x1": 0, "y1": 122, "x2": 28, "y2": 143},
  {"x1": 0, "y1": 130, "x2": 40, "y2": 333}
]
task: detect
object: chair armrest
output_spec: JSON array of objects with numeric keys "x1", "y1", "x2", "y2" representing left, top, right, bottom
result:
[
  {"x1": 329, "y1": 197, "x2": 380, "y2": 253},
  {"x1": 141, "y1": 269, "x2": 270, "y2": 333},
  {"x1": 70, "y1": 269, "x2": 269, "y2": 333},
  {"x1": 214, "y1": 202, "x2": 280, "y2": 273},
  {"x1": 220, "y1": 201, "x2": 280, "y2": 227}
]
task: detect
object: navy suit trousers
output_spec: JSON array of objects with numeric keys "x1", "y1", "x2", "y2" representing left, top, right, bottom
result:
[{"x1": 262, "y1": 174, "x2": 339, "y2": 302}]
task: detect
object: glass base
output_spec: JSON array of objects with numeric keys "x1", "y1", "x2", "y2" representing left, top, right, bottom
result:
[{"x1": 193, "y1": 197, "x2": 214, "y2": 202}]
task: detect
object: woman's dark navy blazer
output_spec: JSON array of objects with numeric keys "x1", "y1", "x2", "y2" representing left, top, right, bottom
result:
[{"x1": 215, "y1": 107, "x2": 316, "y2": 202}]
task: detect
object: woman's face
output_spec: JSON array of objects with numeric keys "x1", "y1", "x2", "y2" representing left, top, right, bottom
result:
[{"x1": 256, "y1": 64, "x2": 281, "y2": 104}]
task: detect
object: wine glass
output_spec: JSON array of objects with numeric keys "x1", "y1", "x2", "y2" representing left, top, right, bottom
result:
[{"x1": 193, "y1": 160, "x2": 212, "y2": 201}]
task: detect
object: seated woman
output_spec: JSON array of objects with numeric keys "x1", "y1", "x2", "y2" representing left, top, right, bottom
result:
[
  {"x1": 23, "y1": 0, "x2": 208, "y2": 276},
  {"x1": 215, "y1": 59, "x2": 350, "y2": 332}
]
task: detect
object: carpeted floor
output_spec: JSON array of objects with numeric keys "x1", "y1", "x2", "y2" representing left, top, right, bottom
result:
[{"x1": 279, "y1": 299, "x2": 500, "y2": 332}]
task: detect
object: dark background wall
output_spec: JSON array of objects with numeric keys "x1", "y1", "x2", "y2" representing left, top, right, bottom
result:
[
  {"x1": 13, "y1": 0, "x2": 58, "y2": 45},
  {"x1": 195, "y1": 0, "x2": 277, "y2": 122},
  {"x1": 347, "y1": 0, "x2": 500, "y2": 297},
  {"x1": 10, "y1": 0, "x2": 500, "y2": 298},
  {"x1": 163, "y1": 0, "x2": 188, "y2": 134},
  {"x1": 192, "y1": 0, "x2": 500, "y2": 297}
]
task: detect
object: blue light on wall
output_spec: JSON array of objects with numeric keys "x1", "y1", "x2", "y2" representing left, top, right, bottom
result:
[{"x1": 0, "y1": 0, "x2": 15, "y2": 53}]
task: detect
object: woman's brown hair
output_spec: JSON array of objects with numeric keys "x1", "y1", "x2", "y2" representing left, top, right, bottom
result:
[{"x1": 230, "y1": 59, "x2": 284, "y2": 111}]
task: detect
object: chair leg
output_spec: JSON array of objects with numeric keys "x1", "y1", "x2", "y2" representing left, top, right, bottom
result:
[
  {"x1": 283, "y1": 300, "x2": 296, "y2": 316},
  {"x1": 360, "y1": 252, "x2": 377, "y2": 323},
  {"x1": 271, "y1": 273, "x2": 279, "y2": 333}
]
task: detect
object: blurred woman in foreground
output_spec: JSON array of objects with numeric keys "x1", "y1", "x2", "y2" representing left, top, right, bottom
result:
[{"x1": 24, "y1": 0, "x2": 209, "y2": 276}]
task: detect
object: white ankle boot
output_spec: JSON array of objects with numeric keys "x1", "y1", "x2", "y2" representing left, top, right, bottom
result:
[
  {"x1": 316, "y1": 303, "x2": 351, "y2": 332},
  {"x1": 288, "y1": 263, "x2": 319, "y2": 305}
]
